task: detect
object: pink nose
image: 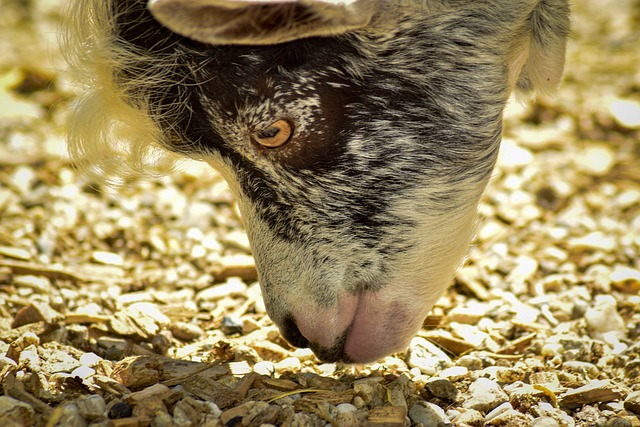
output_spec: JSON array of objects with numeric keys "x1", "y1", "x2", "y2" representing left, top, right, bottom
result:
[{"x1": 284, "y1": 290, "x2": 426, "y2": 363}]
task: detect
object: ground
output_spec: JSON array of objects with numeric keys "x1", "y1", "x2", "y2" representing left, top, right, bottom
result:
[{"x1": 0, "y1": 0, "x2": 639, "y2": 426}]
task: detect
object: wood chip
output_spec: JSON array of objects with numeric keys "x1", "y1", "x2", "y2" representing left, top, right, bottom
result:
[{"x1": 366, "y1": 406, "x2": 407, "y2": 427}]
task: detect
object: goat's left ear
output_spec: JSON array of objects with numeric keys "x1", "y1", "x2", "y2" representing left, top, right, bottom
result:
[
  {"x1": 512, "y1": 0, "x2": 571, "y2": 97},
  {"x1": 148, "y1": 0, "x2": 377, "y2": 45}
]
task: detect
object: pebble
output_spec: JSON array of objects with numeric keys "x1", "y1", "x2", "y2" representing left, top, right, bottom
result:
[
  {"x1": 91, "y1": 250, "x2": 124, "y2": 266},
  {"x1": 456, "y1": 355, "x2": 484, "y2": 371},
  {"x1": 496, "y1": 367, "x2": 525, "y2": 383},
  {"x1": 0, "y1": 396, "x2": 35, "y2": 426},
  {"x1": 41, "y1": 349, "x2": 81, "y2": 373},
  {"x1": 170, "y1": 322, "x2": 205, "y2": 341},
  {"x1": 79, "y1": 352, "x2": 103, "y2": 367},
  {"x1": 353, "y1": 378, "x2": 386, "y2": 407},
  {"x1": 497, "y1": 138, "x2": 534, "y2": 169},
  {"x1": 533, "y1": 416, "x2": 561, "y2": 427},
  {"x1": 253, "y1": 361, "x2": 275, "y2": 376},
  {"x1": 585, "y1": 295, "x2": 626, "y2": 341},
  {"x1": 610, "y1": 265, "x2": 640, "y2": 293},
  {"x1": 575, "y1": 144, "x2": 616, "y2": 176},
  {"x1": 0, "y1": 246, "x2": 32, "y2": 261},
  {"x1": 425, "y1": 378, "x2": 459, "y2": 402},
  {"x1": 71, "y1": 365, "x2": 95, "y2": 379},
  {"x1": 562, "y1": 361, "x2": 599, "y2": 378},
  {"x1": 18, "y1": 345, "x2": 41, "y2": 371},
  {"x1": 275, "y1": 356, "x2": 301, "y2": 372},
  {"x1": 624, "y1": 390, "x2": 640, "y2": 414},
  {"x1": 463, "y1": 378, "x2": 509, "y2": 412},
  {"x1": 336, "y1": 403, "x2": 357, "y2": 414},
  {"x1": 408, "y1": 401, "x2": 451, "y2": 427},
  {"x1": 407, "y1": 337, "x2": 452, "y2": 375},
  {"x1": 608, "y1": 98, "x2": 640, "y2": 128},
  {"x1": 12, "y1": 275, "x2": 53, "y2": 293},
  {"x1": 50, "y1": 403, "x2": 85, "y2": 427},
  {"x1": 196, "y1": 277, "x2": 247, "y2": 301},
  {"x1": 75, "y1": 395, "x2": 106, "y2": 421},
  {"x1": 568, "y1": 231, "x2": 616, "y2": 252},
  {"x1": 485, "y1": 402, "x2": 514, "y2": 422},
  {"x1": 439, "y1": 366, "x2": 469, "y2": 381},
  {"x1": 452, "y1": 408, "x2": 484, "y2": 426}
]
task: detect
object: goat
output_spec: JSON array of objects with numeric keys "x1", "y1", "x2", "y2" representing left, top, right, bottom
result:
[{"x1": 63, "y1": 0, "x2": 570, "y2": 363}]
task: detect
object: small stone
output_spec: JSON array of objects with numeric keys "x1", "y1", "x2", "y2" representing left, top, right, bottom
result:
[
  {"x1": 456, "y1": 355, "x2": 484, "y2": 371},
  {"x1": 439, "y1": 366, "x2": 469, "y2": 381},
  {"x1": 506, "y1": 255, "x2": 539, "y2": 284},
  {"x1": 292, "y1": 347, "x2": 316, "y2": 362},
  {"x1": 485, "y1": 402, "x2": 514, "y2": 422},
  {"x1": 0, "y1": 396, "x2": 35, "y2": 426},
  {"x1": 606, "y1": 417, "x2": 633, "y2": 427},
  {"x1": 108, "y1": 401, "x2": 133, "y2": 419},
  {"x1": 610, "y1": 265, "x2": 640, "y2": 294},
  {"x1": 426, "y1": 378, "x2": 459, "y2": 402},
  {"x1": 532, "y1": 416, "x2": 560, "y2": 427},
  {"x1": 220, "y1": 316, "x2": 243, "y2": 335},
  {"x1": 71, "y1": 365, "x2": 95, "y2": 379},
  {"x1": 253, "y1": 361, "x2": 275, "y2": 376},
  {"x1": 0, "y1": 246, "x2": 32, "y2": 261},
  {"x1": 12, "y1": 275, "x2": 52, "y2": 293},
  {"x1": 12, "y1": 302, "x2": 63, "y2": 328},
  {"x1": 75, "y1": 395, "x2": 106, "y2": 421},
  {"x1": 41, "y1": 349, "x2": 81, "y2": 373},
  {"x1": 169, "y1": 321, "x2": 204, "y2": 341},
  {"x1": 485, "y1": 408, "x2": 532, "y2": 425},
  {"x1": 496, "y1": 367, "x2": 525, "y2": 383},
  {"x1": 18, "y1": 345, "x2": 41, "y2": 371},
  {"x1": 407, "y1": 337, "x2": 452, "y2": 375},
  {"x1": 497, "y1": 138, "x2": 534, "y2": 169},
  {"x1": 91, "y1": 250, "x2": 124, "y2": 266},
  {"x1": 353, "y1": 377, "x2": 386, "y2": 406},
  {"x1": 336, "y1": 403, "x2": 357, "y2": 414},
  {"x1": 568, "y1": 231, "x2": 616, "y2": 252},
  {"x1": 453, "y1": 408, "x2": 484, "y2": 426},
  {"x1": 152, "y1": 331, "x2": 172, "y2": 355},
  {"x1": 275, "y1": 356, "x2": 301, "y2": 372},
  {"x1": 529, "y1": 372, "x2": 560, "y2": 389},
  {"x1": 79, "y1": 352, "x2": 103, "y2": 367},
  {"x1": 624, "y1": 390, "x2": 640, "y2": 414},
  {"x1": 562, "y1": 361, "x2": 599, "y2": 378},
  {"x1": 49, "y1": 403, "x2": 85, "y2": 427},
  {"x1": 409, "y1": 401, "x2": 450, "y2": 427},
  {"x1": 463, "y1": 378, "x2": 509, "y2": 412},
  {"x1": 196, "y1": 277, "x2": 247, "y2": 301},
  {"x1": 585, "y1": 295, "x2": 626, "y2": 341},
  {"x1": 608, "y1": 98, "x2": 640, "y2": 129},
  {"x1": 575, "y1": 144, "x2": 616, "y2": 176}
]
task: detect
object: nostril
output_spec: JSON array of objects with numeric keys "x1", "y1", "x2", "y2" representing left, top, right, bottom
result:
[{"x1": 280, "y1": 316, "x2": 309, "y2": 348}]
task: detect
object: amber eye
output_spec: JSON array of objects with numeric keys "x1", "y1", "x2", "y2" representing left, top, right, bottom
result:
[{"x1": 254, "y1": 119, "x2": 292, "y2": 148}]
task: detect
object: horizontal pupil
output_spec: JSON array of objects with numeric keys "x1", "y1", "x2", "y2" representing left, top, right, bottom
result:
[{"x1": 257, "y1": 127, "x2": 280, "y2": 139}]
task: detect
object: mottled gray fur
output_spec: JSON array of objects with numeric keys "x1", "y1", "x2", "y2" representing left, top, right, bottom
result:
[{"x1": 63, "y1": 0, "x2": 570, "y2": 362}]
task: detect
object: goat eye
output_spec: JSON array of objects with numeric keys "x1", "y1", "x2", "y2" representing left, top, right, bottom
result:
[{"x1": 254, "y1": 119, "x2": 292, "y2": 148}]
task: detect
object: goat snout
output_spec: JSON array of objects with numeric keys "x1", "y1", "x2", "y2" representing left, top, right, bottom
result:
[{"x1": 281, "y1": 288, "x2": 429, "y2": 363}]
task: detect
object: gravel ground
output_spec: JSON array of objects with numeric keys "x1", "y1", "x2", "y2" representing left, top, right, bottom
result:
[{"x1": 0, "y1": 1, "x2": 639, "y2": 426}]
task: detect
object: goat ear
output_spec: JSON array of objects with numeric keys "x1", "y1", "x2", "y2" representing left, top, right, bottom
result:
[
  {"x1": 513, "y1": 0, "x2": 570, "y2": 97},
  {"x1": 147, "y1": 0, "x2": 376, "y2": 45}
]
